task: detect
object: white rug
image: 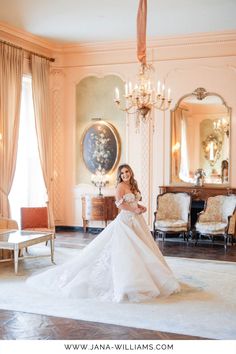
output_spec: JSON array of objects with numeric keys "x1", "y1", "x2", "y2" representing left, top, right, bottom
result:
[{"x1": 0, "y1": 246, "x2": 236, "y2": 339}]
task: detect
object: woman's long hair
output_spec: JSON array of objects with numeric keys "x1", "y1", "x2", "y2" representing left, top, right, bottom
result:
[{"x1": 116, "y1": 164, "x2": 140, "y2": 194}]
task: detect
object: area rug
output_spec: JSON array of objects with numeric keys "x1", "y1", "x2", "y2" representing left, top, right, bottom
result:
[{"x1": 0, "y1": 246, "x2": 236, "y2": 339}]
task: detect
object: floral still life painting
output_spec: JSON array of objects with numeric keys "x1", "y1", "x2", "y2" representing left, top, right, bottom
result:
[{"x1": 82, "y1": 121, "x2": 121, "y2": 174}]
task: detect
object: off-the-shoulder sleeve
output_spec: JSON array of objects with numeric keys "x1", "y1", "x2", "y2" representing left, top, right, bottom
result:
[
  {"x1": 136, "y1": 192, "x2": 142, "y2": 201},
  {"x1": 115, "y1": 197, "x2": 124, "y2": 207}
]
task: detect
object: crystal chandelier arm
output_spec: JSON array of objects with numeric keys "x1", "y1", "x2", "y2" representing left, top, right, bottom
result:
[{"x1": 114, "y1": 100, "x2": 140, "y2": 115}]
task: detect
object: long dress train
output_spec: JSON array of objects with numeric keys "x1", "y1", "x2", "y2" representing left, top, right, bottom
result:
[{"x1": 27, "y1": 193, "x2": 180, "y2": 302}]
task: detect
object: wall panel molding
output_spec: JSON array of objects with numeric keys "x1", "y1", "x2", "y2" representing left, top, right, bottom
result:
[{"x1": 50, "y1": 68, "x2": 65, "y2": 224}]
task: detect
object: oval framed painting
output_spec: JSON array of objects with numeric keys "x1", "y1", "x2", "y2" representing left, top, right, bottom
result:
[{"x1": 81, "y1": 121, "x2": 121, "y2": 174}]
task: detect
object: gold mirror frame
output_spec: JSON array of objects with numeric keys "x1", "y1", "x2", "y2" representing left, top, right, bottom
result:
[{"x1": 170, "y1": 88, "x2": 231, "y2": 186}]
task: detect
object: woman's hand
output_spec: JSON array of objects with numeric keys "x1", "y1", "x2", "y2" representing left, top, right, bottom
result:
[
  {"x1": 134, "y1": 207, "x2": 143, "y2": 214},
  {"x1": 138, "y1": 204, "x2": 147, "y2": 213},
  {"x1": 134, "y1": 205, "x2": 146, "y2": 214}
]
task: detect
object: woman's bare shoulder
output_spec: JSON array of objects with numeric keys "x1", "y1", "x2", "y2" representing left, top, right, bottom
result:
[
  {"x1": 116, "y1": 182, "x2": 128, "y2": 197},
  {"x1": 116, "y1": 182, "x2": 126, "y2": 193}
]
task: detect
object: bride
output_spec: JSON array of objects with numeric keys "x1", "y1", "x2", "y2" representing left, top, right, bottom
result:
[{"x1": 27, "y1": 164, "x2": 180, "y2": 302}]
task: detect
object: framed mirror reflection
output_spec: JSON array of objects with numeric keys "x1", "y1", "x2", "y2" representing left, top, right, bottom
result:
[{"x1": 171, "y1": 88, "x2": 231, "y2": 185}]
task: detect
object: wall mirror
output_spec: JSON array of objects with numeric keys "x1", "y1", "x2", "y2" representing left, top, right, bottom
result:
[{"x1": 171, "y1": 88, "x2": 231, "y2": 185}]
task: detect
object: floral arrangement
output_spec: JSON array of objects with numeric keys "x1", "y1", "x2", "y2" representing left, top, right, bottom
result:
[
  {"x1": 194, "y1": 168, "x2": 206, "y2": 186},
  {"x1": 91, "y1": 166, "x2": 109, "y2": 196}
]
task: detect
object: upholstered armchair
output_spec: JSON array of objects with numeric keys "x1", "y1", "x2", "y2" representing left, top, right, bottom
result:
[
  {"x1": 193, "y1": 195, "x2": 236, "y2": 248},
  {"x1": 20, "y1": 207, "x2": 55, "y2": 249},
  {"x1": 0, "y1": 217, "x2": 18, "y2": 231},
  {"x1": 153, "y1": 192, "x2": 192, "y2": 241},
  {"x1": 20, "y1": 207, "x2": 54, "y2": 233},
  {"x1": 0, "y1": 217, "x2": 19, "y2": 259}
]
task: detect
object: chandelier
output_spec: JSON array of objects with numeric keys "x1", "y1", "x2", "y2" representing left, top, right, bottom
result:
[{"x1": 114, "y1": 0, "x2": 172, "y2": 127}]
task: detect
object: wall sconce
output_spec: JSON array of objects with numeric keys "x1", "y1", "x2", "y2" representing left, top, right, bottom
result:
[
  {"x1": 172, "y1": 142, "x2": 180, "y2": 153},
  {"x1": 213, "y1": 118, "x2": 229, "y2": 137},
  {"x1": 202, "y1": 134, "x2": 222, "y2": 167},
  {"x1": 91, "y1": 169, "x2": 109, "y2": 196}
]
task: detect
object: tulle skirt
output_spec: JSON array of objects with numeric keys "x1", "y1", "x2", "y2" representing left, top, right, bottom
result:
[{"x1": 27, "y1": 211, "x2": 180, "y2": 302}]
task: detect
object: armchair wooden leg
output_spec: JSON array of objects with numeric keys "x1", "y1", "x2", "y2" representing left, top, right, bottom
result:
[
  {"x1": 230, "y1": 235, "x2": 234, "y2": 246},
  {"x1": 190, "y1": 229, "x2": 194, "y2": 241},
  {"x1": 186, "y1": 231, "x2": 189, "y2": 243},
  {"x1": 224, "y1": 235, "x2": 228, "y2": 250},
  {"x1": 192, "y1": 230, "x2": 199, "y2": 246},
  {"x1": 153, "y1": 227, "x2": 156, "y2": 240},
  {"x1": 183, "y1": 232, "x2": 189, "y2": 243}
]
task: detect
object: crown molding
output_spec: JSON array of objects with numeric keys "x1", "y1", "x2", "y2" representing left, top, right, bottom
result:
[
  {"x1": 0, "y1": 21, "x2": 58, "y2": 55},
  {"x1": 149, "y1": 30, "x2": 236, "y2": 47},
  {"x1": 1, "y1": 21, "x2": 236, "y2": 62},
  {"x1": 58, "y1": 30, "x2": 236, "y2": 55},
  {"x1": 56, "y1": 30, "x2": 236, "y2": 67}
]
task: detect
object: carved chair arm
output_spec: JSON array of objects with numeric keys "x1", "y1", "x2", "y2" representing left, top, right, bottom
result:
[
  {"x1": 154, "y1": 209, "x2": 165, "y2": 220},
  {"x1": 0, "y1": 218, "x2": 18, "y2": 230},
  {"x1": 227, "y1": 211, "x2": 236, "y2": 235},
  {"x1": 196, "y1": 210, "x2": 205, "y2": 223},
  {"x1": 8, "y1": 219, "x2": 18, "y2": 229}
]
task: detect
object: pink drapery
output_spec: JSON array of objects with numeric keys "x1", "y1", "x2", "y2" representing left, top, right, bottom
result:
[
  {"x1": 0, "y1": 43, "x2": 24, "y2": 217},
  {"x1": 31, "y1": 55, "x2": 55, "y2": 229},
  {"x1": 137, "y1": 0, "x2": 147, "y2": 65}
]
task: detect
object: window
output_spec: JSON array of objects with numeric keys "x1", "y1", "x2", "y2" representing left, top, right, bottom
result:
[{"x1": 9, "y1": 76, "x2": 47, "y2": 226}]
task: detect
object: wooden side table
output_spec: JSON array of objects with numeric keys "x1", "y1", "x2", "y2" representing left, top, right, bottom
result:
[{"x1": 82, "y1": 195, "x2": 118, "y2": 232}]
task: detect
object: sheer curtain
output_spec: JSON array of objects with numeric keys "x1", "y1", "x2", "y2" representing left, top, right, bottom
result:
[
  {"x1": 0, "y1": 43, "x2": 23, "y2": 217},
  {"x1": 9, "y1": 76, "x2": 47, "y2": 226},
  {"x1": 179, "y1": 114, "x2": 190, "y2": 182},
  {"x1": 171, "y1": 108, "x2": 181, "y2": 182}
]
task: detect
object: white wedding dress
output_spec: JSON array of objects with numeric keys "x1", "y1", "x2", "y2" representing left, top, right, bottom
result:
[{"x1": 27, "y1": 193, "x2": 180, "y2": 302}]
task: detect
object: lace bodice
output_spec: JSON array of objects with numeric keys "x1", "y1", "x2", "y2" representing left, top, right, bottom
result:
[{"x1": 115, "y1": 192, "x2": 141, "y2": 207}]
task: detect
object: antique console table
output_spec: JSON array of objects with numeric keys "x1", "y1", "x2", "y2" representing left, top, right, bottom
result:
[
  {"x1": 159, "y1": 185, "x2": 236, "y2": 200},
  {"x1": 82, "y1": 195, "x2": 118, "y2": 232},
  {"x1": 158, "y1": 185, "x2": 236, "y2": 227}
]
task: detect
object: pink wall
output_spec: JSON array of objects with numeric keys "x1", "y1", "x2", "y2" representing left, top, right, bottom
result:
[{"x1": 1, "y1": 23, "x2": 236, "y2": 227}]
